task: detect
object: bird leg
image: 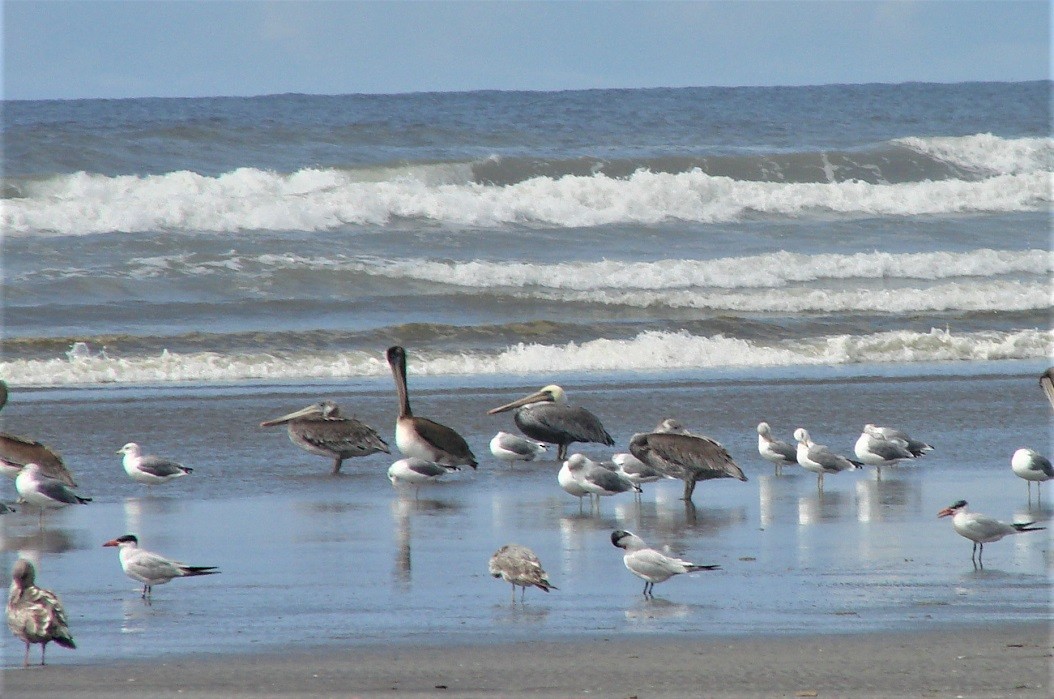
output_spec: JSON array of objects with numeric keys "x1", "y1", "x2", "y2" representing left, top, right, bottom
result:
[
  {"x1": 40, "y1": 642, "x2": 46, "y2": 666},
  {"x1": 682, "y1": 478, "x2": 696, "y2": 502},
  {"x1": 332, "y1": 457, "x2": 343, "y2": 475},
  {"x1": 557, "y1": 444, "x2": 567, "y2": 461},
  {"x1": 978, "y1": 543, "x2": 984, "y2": 569},
  {"x1": 23, "y1": 641, "x2": 30, "y2": 668}
]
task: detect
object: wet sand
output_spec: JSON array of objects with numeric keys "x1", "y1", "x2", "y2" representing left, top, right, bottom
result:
[{"x1": 4, "y1": 623, "x2": 1050, "y2": 698}]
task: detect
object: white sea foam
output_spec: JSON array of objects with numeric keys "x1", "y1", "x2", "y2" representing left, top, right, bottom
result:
[
  {"x1": 5, "y1": 152, "x2": 1049, "y2": 236},
  {"x1": 894, "y1": 134, "x2": 1054, "y2": 176},
  {"x1": 5, "y1": 329, "x2": 1050, "y2": 387}
]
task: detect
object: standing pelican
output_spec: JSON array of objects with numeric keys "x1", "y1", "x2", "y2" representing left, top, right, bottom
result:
[
  {"x1": 628, "y1": 430, "x2": 746, "y2": 503},
  {"x1": 488, "y1": 544, "x2": 556, "y2": 602},
  {"x1": 261, "y1": 400, "x2": 389, "y2": 473},
  {"x1": 610, "y1": 530, "x2": 720, "y2": 598},
  {"x1": 6, "y1": 559, "x2": 76, "y2": 667},
  {"x1": 487, "y1": 385, "x2": 613, "y2": 461},
  {"x1": 1011, "y1": 448, "x2": 1054, "y2": 499},
  {"x1": 793, "y1": 428, "x2": 860, "y2": 490},
  {"x1": 756, "y1": 422, "x2": 798, "y2": 475},
  {"x1": 0, "y1": 381, "x2": 77, "y2": 487},
  {"x1": 1041, "y1": 368, "x2": 1054, "y2": 409},
  {"x1": 937, "y1": 500, "x2": 1044, "y2": 568},
  {"x1": 386, "y1": 346, "x2": 477, "y2": 469},
  {"x1": 489, "y1": 431, "x2": 547, "y2": 463}
]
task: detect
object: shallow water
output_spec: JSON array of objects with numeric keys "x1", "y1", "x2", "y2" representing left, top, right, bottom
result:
[{"x1": 1, "y1": 366, "x2": 1050, "y2": 666}]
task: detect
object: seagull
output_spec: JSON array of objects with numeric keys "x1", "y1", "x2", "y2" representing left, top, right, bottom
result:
[
  {"x1": 487, "y1": 384, "x2": 613, "y2": 461},
  {"x1": 793, "y1": 428, "x2": 861, "y2": 490},
  {"x1": 387, "y1": 457, "x2": 457, "y2": 496},
  {"x1": 1040, "y1": 368, "x2": 1054, "y2": 410},
  {"x1": 756, "y1": 422, "x2": 798, "y2": 475},
  {"x1": 1011, "y1": 448, "x2": 1054, "y2": 499},
  {"x1": 260, "y1": 400, "x2": 389, "y2": 474},
  {"x1": 611, "y1": 452, "x2": 665, "y2": 499},
  {"x1": 488, "y1": 544, "x2": 556, "y2": 602},
  {"x1": 853, "y1": 424, "x2": 916, "y2": 478},
  {"x1": 564, "y1": 453, "x2": 638, "y2": 509},
  {"x1": 387, "y1": 346, "x2": 477, "y2": 469},
  {"x1": 610, "y1": 530, "x2": 720, "y2": 598},
  {"x1": 0, "y1": 381, "x2": 77, "y2": 487},
  {"x1": 866, "y1": 424, "x2": 932, "y2": 457},
  {"x1": 489, "y1": 431, "x2": 548, "y2": 464},
  {"x1": 6, "y1": 559, "x2": 76, "y2": 667},
  {"x1": 628, "y1": 427, "x2": 746, "y2": 503},
  {"x1": 937, "y1": 500, "x2": 1044, "y2": 568},
  {"x1": 14, "y1": 463, "x2": 91, "y2": 522},
  {"x1": 103, "y1": 534, "x2": 219, "y2": 599},
  {"x1": 117, "y1": 442, "x2": 193, "y2": 485},
  {"x1": 558, "y1": 457, "x2": 592, "y2": 509}
]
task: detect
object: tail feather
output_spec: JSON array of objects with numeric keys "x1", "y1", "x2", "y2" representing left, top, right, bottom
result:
[
  {"x1": 1013, "y1": 522, "x2": 1045, "y2": 533},
  {"x1": 686, "y1": 564, "x2": 721, "y2": 572},
  {"x1": 54, "y1": 634, "x2": 76, "y2": 649},
  {"x1": 179, "y1": 566, "x2": 220, "y2": 576}
]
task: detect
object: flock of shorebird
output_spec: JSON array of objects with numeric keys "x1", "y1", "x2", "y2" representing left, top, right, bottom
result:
[{"x1": 2, "y1": 357, "x2": 1051, "y2": 666}]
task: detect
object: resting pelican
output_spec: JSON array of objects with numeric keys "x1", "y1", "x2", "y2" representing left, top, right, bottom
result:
[
  {"x1": 261, "y1": 400, "x2": 389, "y2": 473},
  {"x1": 0, "y1": 381, "x2": 77, "y2": 487},
  {"x1": 628, "y1": 429, "x2": 746, "y2": 503},
  {"x1": 793, "y1": 428, "x2": 861, "y2": 490},
  {"x1": 386, "y1": 346, "x2": 477, "y2": 469},
  {"x1": 937, "y1": 500, "x2": 1044, "y2": 568},
  {"x1": 611, "y1": 530, "x2": 720, "y2": 598},
  {"x1": 487, "y1": 384, "x2": 613, "y2": 460},
  {"x1": 488, "y1": 544, "x2": 556, "y2": 602},
  {"x1": 1040, "y1": 368, "x2": 1054, "y2": 409},
  {"x1": 6, "y1": 559, "x2": 76, "y2": 667},
  {"x1": 1011, "y1": 448, "x2": 1053, "y2": 499},
  {"x1": 756, "y1": 422, "x2": 798, "y2": 475}
]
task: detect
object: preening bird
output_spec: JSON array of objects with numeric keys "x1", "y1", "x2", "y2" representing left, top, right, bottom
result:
[
  {"x1": 610, "y1": 530, "x2": 720, "y2": 598},
  {"x1": 103, "y1": 534, "x2": 219, "y2": 599},
  {"x1": 260, "y1": 400, "x2": 389, "y2": 474},
  {"x1": 853, "y1": 424, "x2": 917, "y2": 478},
  {"x1": 937, "y1": 500, "x2": 1044, "y2": 568},
  {"x1": 6, "y1": 559, "x2": 76, "y2": 667},
  {"x1": 488, "y1": 544, "x2": 556, "y2": 602},
  {"x1": 489, "y1": 431, "x2": 548, "y2": 463},
  {"x1": 756, "y1": 422, "x2": 798, "y2": 475},
  {"x1": 487, "y1": 384, "x2": 613, "y2": 461},
  {"x1": 793, "y1": 428, "x2": 860, "y2": 490},
  {"x1": 387, "y1": 457, "x2": 458, "y2": 496}
]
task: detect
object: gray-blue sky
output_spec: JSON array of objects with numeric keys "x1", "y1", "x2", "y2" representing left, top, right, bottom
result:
[{"x1": 3, "y1": 1, "x2": 1050, "y2": 100}]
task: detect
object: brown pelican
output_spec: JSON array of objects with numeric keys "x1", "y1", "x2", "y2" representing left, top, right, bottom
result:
[
  {"x1": 6, "y1": 559, "x2": 76, "y2": 667},
  {"x1": 0, "y1": 381, "x2": 77, "y2": 487},
  {"x1": 103, "y1": 534, "x2": 219, "y2": 600},
  {"x1": 386, "y1": 346, "x2": 477, "y2": 469},
  {"x1": 118, "y1": 442, "x2": 193, "y2": 485},
  {"x1": 793, "y1": 428, "x2": 861, "y2": 490},
  {"x1": 487, "y1": 384, "x2": 613, "y2": 460},
  {"x1": 937, "y1": 500, "x2": 1044, "y2": 568},
  {"x1": 611, "y1": 530, "x2": 719, "y2": 598},
  {"x1": 261, "y1": 400, "x2": 390, "y2": 474},
  {"x1": 628, "y1": 427, "x2": 746, "y2": 503},
  {"x1": 756, "y1": 422, "x2": 798, "y2": 475},
  {"x1": 1011, "y1": 448, "x2": 1053, "y2": 499},
  {"x1": 488, "y1": 544, "x2": 556, "y2": 602},
  {"x1": 1041, "y1": 368, "x2": 1054, "y2": 409}
]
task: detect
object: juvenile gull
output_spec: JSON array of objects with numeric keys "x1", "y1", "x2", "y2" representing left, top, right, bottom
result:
[
  {"x1": 488, "y1": 384, "x2": 613, "y2": 461},
  {"x1": 610, "y1": 530, "x2": 720, "y2": 598},
  {"x1": 1011, "y1": 448, "x2": 1053, "y2": 499},
  {"x1": 937, "y1": 500, "x2": 1044, "y2": 568},
  {"x1": 103, "y1": 534, "x2": 219, "y2": 600},
  {"x1": 6, "y1": 559, "x2": 76, "y2": 667},
  {"x1": 489, "y1": 431, "x2": 548, "y2": 463},
  {"x1": 260, "y1": 400, "x2": 389, "y2": 474},
  {"x1": 756, "y1": 422, "x2": 798, "y2": 476},
  {"x1": 387, "y1": 346, "x2": 477, "y2": 469},
  {"x1": 118, "y1": 442, "x2": 193, "y2": 485},
  {"x1": 488, "y1": 544, "x2": 556, "y2": 602},
  {"x1": 793, "y1": 428, "x2": 861, "y2": 490}
]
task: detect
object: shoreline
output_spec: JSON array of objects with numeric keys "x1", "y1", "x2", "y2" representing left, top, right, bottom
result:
[{"x1": 5, "y1": 622, "x2": 1050, "y2": 698}]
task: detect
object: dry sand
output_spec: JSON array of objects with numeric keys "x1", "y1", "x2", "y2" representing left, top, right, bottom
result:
[{"x1": 4, "y1": 623, "x2": 1050, "y2": 698}]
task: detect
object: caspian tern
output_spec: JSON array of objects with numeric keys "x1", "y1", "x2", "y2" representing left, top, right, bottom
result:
[
  {"x1": 103, "y1": 534, "x2": 219, "y2": 599},
  {"x1": 610, "y1": 530, "x2": 720, "y2": 598},
  {"x1": 937, "y1": 500, "x2": 1045, "y2": 568}
]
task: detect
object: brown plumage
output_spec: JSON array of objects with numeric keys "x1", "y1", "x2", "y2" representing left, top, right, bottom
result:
[
  {"x1": 260, "y1": 400, "x2": 389, "y2": 473},
  {"x1": 6, "y1": 559, "x2": 76, "y2": 667},
  {"x1": 0, "y1": 381, "x2": 77, "y2": 487},
  {"x1": 628, "y1": 430, "x2": 747, "y2": 502},
  {"x1": 488, "y1": 544, "x2": 556, "y2": 602},
  {"x1": 1041, "y1": 368, "x2": 1054, "y2": 410}
]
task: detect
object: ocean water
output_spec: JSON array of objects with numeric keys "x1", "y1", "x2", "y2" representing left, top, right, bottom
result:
[
  {"x1": 2, "y1": 82, "x2": 1051, "y2": 385},
  {"x1": 1, "y1": 82, "x2": 1052, "y2": 665}
]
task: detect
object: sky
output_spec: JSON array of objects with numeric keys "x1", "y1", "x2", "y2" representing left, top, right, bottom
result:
[{"x1": 3, "y1": 1, "x2": 1050, "y2": 101}]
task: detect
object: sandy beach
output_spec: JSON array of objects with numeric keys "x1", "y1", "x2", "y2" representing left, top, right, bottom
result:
[{"x1": 4, "y1": 623, "x2": 1049, "y2": 698}]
